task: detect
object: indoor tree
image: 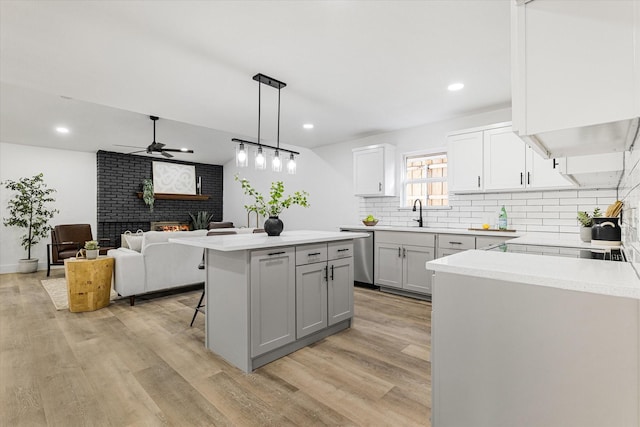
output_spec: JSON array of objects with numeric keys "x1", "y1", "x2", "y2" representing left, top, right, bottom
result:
[{"x1": 2, "y1": 173, "x2": 59, "y2": 260}]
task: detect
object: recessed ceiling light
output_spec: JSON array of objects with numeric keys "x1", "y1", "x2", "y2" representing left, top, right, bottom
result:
[
  {"x1": 303, "y1": 123, "x2": 314, "y2": 129},
  {"x1": 448, "y1": 83, "x2": 464, "y2": 91},
  {"x1": 55, "y1": 127, "x2": 70, "y2": 134}
]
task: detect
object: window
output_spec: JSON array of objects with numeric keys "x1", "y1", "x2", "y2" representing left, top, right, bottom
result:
[{"x1": 402, "y1": 151, "x2": 448, "y2": 207}]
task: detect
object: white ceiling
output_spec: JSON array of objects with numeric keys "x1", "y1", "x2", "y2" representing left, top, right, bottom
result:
[{"x1": 0, "y1": 0, "x2": 512, "y2": 165}]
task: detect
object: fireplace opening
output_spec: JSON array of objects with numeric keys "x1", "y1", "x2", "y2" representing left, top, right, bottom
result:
[{"x1": 150, "y1": 221, "x2": 191, "y2": 232}]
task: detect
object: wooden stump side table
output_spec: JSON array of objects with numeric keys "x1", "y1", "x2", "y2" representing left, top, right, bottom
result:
[{"x1": 64, "y1": 256, "x2": 114, "y2": 312}]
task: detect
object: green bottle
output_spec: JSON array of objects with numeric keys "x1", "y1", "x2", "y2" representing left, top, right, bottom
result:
[{"x1": 498, "y1": 205, "x2": 508, "y2": 230}]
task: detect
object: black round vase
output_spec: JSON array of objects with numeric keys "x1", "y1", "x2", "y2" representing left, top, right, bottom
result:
[{"x1": 264, "y1": 216, "x2": 284, "y2": 236}]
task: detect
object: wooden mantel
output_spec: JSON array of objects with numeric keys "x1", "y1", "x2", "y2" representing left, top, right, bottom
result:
[{"x1": 136, "y1": 192, "x2": 210, "y2": 201}]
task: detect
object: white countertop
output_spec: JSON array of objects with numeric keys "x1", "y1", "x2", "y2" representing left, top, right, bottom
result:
[
  {"x1": 426, "y1": 249, "x2": 640, "y2": 300},
  {"x1": 340, "y1": 224, "x2": 523, "y2": 237},
  {"x1": 170, "y1": 230, "x2": 369, "y2": 252}
]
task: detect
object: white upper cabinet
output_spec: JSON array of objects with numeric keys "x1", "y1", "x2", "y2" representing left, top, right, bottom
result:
[
  {"x1": 450, "y1": 123, "x2": 572, "y2": 194},
  {"x1": 511, "y1": 0, "x2": 640, "y2": 158},
  {"x1": 353, "y1": 144, "x2": 396, "y2": 197},
  {"x1": 448, "y1": 131, "x2": 484, "y2": 192},
  {"x1": 483, "y1": 126, "x2": 527, "y2": 191}
]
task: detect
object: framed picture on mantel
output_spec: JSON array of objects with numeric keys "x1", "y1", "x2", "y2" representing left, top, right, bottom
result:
[{"x1": 152, "y1": 161, "x2": 196, "y2": 195}]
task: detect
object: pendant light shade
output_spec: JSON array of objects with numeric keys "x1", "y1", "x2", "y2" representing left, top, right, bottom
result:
[
  {"x1": 236, "y1": 142, "x2": 248, "y2": 167},
  {"x1": 272, "y1": 150, "x2": 282, "y2": 172},
  {"x1": 287, "y1": 153, "x2": 297, "y2": 175},
  {"x1": 232, "y1": 73, "x2": 300, "y2": 173},
  {"x1": 254, "y1": 146, "x2": 266, "y2": 170}
]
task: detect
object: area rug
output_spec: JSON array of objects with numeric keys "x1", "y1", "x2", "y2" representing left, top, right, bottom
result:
[{"x1": 40, "y1": 278, "x2": 119, "y2": 311}]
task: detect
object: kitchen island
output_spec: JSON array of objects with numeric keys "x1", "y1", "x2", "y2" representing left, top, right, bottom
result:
[
  {"x1": 171, "y1": 230, "x2": 368, "y2": 372},
  {"x1": 426, "y1": 248, "x2": 640, "y2": 427}
]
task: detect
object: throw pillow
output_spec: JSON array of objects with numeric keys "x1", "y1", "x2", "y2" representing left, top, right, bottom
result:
[{"x1": 124, "y1": 234, "x2": 144, "y2": 252}]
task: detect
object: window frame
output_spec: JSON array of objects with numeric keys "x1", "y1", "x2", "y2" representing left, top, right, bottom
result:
[{"x1": 400, "y1": 148, "x2": 450, "y2": 210}]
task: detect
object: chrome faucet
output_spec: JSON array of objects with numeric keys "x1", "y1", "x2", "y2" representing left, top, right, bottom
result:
[{"x1": 412, "y1": 199, "x2": 423, "y2": 227}]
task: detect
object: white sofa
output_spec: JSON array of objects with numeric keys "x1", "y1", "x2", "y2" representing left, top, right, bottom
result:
[{"x1": 108, "y1": 230, "x2": 208, "y2": 305}]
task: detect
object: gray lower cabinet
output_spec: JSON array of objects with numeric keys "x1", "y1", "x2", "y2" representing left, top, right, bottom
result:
[
  {"x1": 375, "y1": 231, "x2": 436, "y2": 296},
  {"x1": 250, "y1": 247, "x2": 296, "y2": 357},
  {"x1": 296, "y1": 242, "x2": 354, "y2": 339}
]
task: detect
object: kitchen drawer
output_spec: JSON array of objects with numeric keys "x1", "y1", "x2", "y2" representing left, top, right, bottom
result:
[
  {"x1": 438, "y1": 234, "x2": 475, "y2": 250},
  {"x1": 476, "y1": 235, "x2": 514, "y2": 249},
  {"x1": 328, "y1": 241, "x2": 353, "y2": 260},
  {"x1": 436, "y1": 247, "x2": 466, "y2": 259},
  {"x1": 296, "y1": 243, "x2": 328, "y2": 266},
  {"x1": 375, "y1": 231, "x2": 436, "y2": 247}
]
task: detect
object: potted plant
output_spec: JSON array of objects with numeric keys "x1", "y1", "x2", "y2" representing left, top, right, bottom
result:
[
  {"x1": 84, "y1": 240, "x2": 99, "y2": 260},
  {"x1": 235, "y1": 175, "x2": 310, "y2": 236},
  {"x1": 188, "y1": 211, "x2": 214, "y2": 230},
  {"x1": 2, "y1": 173, "x2": 59, "y2": 273},
  {"x1": 577, "y1": 207, "x2": 601, "y2": 242},
  {"x1": 142, "y1": 178, "x2": 154, "y2": 212}
]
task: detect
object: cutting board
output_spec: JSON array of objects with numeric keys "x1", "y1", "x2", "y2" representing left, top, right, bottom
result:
[{"x1": 468, "y1": 228, "x2": 517, "y2": 232}]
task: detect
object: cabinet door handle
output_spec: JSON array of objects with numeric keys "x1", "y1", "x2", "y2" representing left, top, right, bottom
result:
[
  {"x1": 337, "y1": 248, "x2": 350, "y2": 252},
  {"x1": 324, "y1": 265, "x2": 328, "y2": 282},
  {"x1": 477, "y1": 176, "x2": 480, "y2": 188},
  {"x1": 402, "y1": 248, "x2": 406, "y2": 258},
  {"x1": 449, "y1": 241, "x2": 462, "y2": 245},
  {"x1": 398, "y1": 247, "x2": 401, "y2": 257},
  {"x1": 268, "y1": 251, "x2": 285, "y2": 256},
  {"x1": 378, "y1": 182, "x2": 382, "y2": 191},
  {"x1": 527, "y1": 172, "x2": 530, "y2": 185},
  {"x1": 553, "y1": 158, "x2": 558, "y2": 169},
  {"x1": 520, "y1": 172, "x2": 523, "y2": 185},
  {"x1": 330, "y1": 265, "x2": 334, "y2": 280},
  {"x1": 308, "y1": 252, "x2": 321, "y2": 256}
]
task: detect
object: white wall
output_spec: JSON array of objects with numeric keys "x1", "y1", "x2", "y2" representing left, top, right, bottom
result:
[
  {"x1": 0, "y1": 143, "x2": 96, "y2": 273},
  {"x1": 223, "y1": 107, "x2": 513, "y2": 231}
]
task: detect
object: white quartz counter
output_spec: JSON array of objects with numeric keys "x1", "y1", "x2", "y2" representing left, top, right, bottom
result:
[
  {"x1": 426, "y1": 249, "x2": 640, "y2": 300},
  {"x1": 171, "y1": 230, "x2": 369, "y2": 252},
  {"x1": 340, "y1": 224, "x2": 523, "y2": 238}
]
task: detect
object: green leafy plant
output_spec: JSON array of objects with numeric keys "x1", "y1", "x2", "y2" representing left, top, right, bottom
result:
[
  {"x1": 188, "y1": 211, "x2": 214, "y2": 230},
  {"x1": 577, "y1": 207, "x2": 601, "y2": 227},
  {"x1": 142, "y1": 178, "x2": 154, "y2": 212},
  {"x1": 2, "y1": 173, "x2": 59, "y2": 259},
  {"x1": 235, "y1": 174, "x2": 310, "y2": 217},
  {"x1": 84, "y1": 240, "x2": 99, "y2": 250}
]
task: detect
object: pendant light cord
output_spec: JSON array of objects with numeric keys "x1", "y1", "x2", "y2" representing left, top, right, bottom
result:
[
  {"x1": 277, "y1": 87, "x2": 281, "y2": 150},
  {"x1": 257, "y1": 81, "x2": 261, "y2": 145}
]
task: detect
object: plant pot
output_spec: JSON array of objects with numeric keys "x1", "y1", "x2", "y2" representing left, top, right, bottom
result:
[
  {"x1": 17, "y1": 258, "x2": 38, "y2": 273},
  {"x1": 579, "y1": 227, "x2": 592, "y2": 242},
  {"x1": 264, "y1": 216, "x2": 284, "y2": 236},
  {"x1": 86, "y1": 249, "x2": 99, "y2": 260}
]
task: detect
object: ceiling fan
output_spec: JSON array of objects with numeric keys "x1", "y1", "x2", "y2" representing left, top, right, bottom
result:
[{"x1": 116, "y1": 116, "x2": 194, "y2": 158}]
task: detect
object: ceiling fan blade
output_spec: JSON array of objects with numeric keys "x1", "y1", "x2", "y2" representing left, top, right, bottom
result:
[
  {"x1": 114, "y1": 144, "x2": 146, "y2": 149},
  {"x1": 161, "y1": 151, "x2": 174, "y2": 158},
  {"x1": 127, "y1": 150, "x2": 147, "y2": 154},
  {"x1": 162, "y1": 148, "x2": 194, "y2": 154}
]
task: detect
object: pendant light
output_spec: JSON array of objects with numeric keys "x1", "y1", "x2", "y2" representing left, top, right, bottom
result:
[{"x1": 233, "y1": 73, "x2": 299, "y2": 173}]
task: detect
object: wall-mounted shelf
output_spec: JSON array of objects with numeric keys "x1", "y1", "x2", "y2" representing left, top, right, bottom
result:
[{"x1": 136, "y1": 192, "x2": 210, "y2": 201}]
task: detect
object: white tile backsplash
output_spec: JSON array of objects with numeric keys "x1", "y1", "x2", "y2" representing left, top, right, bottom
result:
[{"x1": 359, "y1": 187, "x2": 625, "y2": 235}]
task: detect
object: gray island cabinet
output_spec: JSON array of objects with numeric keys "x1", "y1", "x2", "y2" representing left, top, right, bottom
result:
[{"x1": 171, "y1": 230, "x2": 366, "y2": 372}]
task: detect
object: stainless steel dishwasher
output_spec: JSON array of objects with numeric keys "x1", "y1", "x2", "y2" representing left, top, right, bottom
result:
[{"x1": 341, "y1": 228, "x2": 375, "y2": 286}]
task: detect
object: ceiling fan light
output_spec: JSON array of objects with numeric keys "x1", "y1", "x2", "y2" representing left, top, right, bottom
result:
[
  {"x1": 255, "y1": 146, "x2": 266, "y2": 170},
  {"x1": 272, "y1": 150, "x2": 282, "y2": 172},
  {"x1": 287, "y1": 153, "x2": 296, "y2": 175}
]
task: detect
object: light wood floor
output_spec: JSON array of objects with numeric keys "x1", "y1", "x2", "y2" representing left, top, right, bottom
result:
[{"x1": 0, "y1": 270, "x2": 431, "y2": 427}]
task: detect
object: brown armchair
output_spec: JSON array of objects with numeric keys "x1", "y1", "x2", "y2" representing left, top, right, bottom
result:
[{"x1": 47, "y1": 224, "x2": 114, "y2": 276}]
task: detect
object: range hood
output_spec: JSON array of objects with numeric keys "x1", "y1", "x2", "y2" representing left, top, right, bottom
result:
[{"x1": 518, "y1": 117, "x2": 640, "y2": 160}]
